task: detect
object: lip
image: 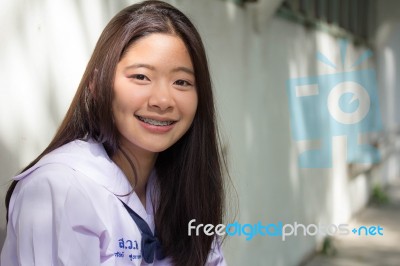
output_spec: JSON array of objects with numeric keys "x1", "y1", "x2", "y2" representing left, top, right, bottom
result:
[{"x1": 135, "y1": 115, "x2": 177, "y2": 133}]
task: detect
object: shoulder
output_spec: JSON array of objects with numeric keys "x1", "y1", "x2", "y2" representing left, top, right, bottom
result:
[
  {"x1": 4, "y1": 163, "x2": 116, "y2": 265},
  {"x1": 14, "y1": 163, "x2": 78, "y2": 197},
  {"x1": 12, "y1": 138, "x2": 109, "y2": 197},
  {"x1": 9, "y1": 163, "x2": 80, "y2": 219},
  {"x1": 9, "y1": 160, "x2": 103, "y2": 226},
  {"x1": 8, "y1": 162, "x2": 111, "y2": 233},
  {"x1": 206, "y1": 237, "x2": 227, "y2": 266}
]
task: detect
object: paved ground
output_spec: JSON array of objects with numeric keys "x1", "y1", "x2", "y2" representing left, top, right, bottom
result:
[{"x1": 303, "y1": 180, "x2": 400, "y2": 266}]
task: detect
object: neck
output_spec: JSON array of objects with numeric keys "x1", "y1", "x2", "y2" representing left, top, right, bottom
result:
[{"x1": 112, "y1": 138, "x2": 157, "y2": 207}]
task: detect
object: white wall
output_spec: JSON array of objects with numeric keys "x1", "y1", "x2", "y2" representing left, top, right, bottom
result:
[
  {"x1": 0, "y1": 0, "x2": 393, "y2": 265},
  {"x1": 375, "y1": 0, "x2": 400, "y2": 185},
  {"x1": 0, "y1": 0, "x2": 132, "y2": 253},
  {"x1": 199, "y1": 6, "x2": 375, "y2": 265}
]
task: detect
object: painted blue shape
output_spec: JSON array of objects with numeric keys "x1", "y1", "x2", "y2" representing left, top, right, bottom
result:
[
  {"x1": 352, "y1": 50, "x2": 373, "y2": 68},
  {"x1": 286, "y1": 68, "x2": 382, "y2": 168},
  {"x1": 340, "y1": 39, "x2": 348, "y2": 68},
  {"x1": 339, "y1": 92, "x2": 359, "y2": 113},
  {"x1": 317, "y1": 52, "x2": 337, "y2": 69}
]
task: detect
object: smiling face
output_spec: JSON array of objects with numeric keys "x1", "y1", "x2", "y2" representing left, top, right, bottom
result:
[{"x1": 112, "y1": 33, "x2": 198, "y2": 154}]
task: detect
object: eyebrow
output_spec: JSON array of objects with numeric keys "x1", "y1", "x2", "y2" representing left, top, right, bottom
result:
[
  {"x1": 125, "y1": 64, "x2": 194, "y2": 75},
  {"x1": 171, "y1": 66, "x2": 194, "y2": 75}
]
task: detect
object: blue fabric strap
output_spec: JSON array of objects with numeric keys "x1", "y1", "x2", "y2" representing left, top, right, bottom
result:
[{"x1": 120, "y1": 200, "x2": 165, "y2": 263}]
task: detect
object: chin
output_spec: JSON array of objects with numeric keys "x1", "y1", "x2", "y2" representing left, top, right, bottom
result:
[{"x1": 142, "y1": 143, "x2": 174, "y2": 153}]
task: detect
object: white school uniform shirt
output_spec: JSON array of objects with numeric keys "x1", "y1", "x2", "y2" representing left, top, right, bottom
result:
[{"x1": 1, "y1": 139, "x2": 226, "y2": 266}]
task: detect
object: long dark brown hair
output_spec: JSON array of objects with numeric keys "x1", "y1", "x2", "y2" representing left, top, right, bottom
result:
[{"x1": 5, "y1": 1, "x2": 226, "y2": 265}]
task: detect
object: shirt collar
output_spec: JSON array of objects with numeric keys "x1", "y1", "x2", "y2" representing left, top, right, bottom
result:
[
  {"x1": 14, "y1": 139, "x2": 130, "y2": 196},
  {"x1": 14, "y1": 138, "x2": 158, "y2": 221}
]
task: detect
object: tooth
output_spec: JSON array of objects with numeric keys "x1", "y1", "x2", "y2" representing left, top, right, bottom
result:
[{"x1": 140, "y1": 117, "x2": 172, "y2": 126}]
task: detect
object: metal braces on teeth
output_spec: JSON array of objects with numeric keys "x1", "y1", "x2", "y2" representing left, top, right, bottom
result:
[{"x1": 139, "y1": 116, "x2": 174, "y2": 126}]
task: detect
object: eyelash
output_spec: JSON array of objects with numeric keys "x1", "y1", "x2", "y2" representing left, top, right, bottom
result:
[
  {"x1": 129, "y1": 75, "x2": 193, "y2": 87},
  {"x1": 131, "y1": 74, "x2": 149, "y2": 81},
  {"x1": 174, "y1": 79, "x2": 192, "y2": 87}
]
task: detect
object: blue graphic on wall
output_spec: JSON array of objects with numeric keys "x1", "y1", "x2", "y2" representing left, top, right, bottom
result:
[{"x1": 287, "y1": 40, "x2": 382, "y2": 168}]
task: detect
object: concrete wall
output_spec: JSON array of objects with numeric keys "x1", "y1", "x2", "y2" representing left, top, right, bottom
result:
[
  {"x1": 375, "y1": 0, "x2": 400, "y2": 185},
  {"x1": 1, "y1": 0, "x2": 397, "y2": 265}
]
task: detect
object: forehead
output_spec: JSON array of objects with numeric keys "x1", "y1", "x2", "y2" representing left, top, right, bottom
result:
[{"x1": 120, "y1": 33, "x2": 193, "y2": 68}]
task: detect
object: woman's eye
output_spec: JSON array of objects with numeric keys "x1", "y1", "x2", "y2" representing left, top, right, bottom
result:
[
  {"x1": 174, "y1": 79, "x2": 192, "y2": 87},
  {"x1": 131, "y1": 74, "x2": 149, "y2": 81}
]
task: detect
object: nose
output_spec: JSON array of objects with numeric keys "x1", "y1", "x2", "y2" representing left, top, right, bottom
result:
[{"x1": 148, "y1": 82, "x2": 174, "y2": 111}]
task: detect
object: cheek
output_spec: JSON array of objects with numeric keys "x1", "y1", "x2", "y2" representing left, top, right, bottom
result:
[
  {"x1": 112, "y1": 87, "x2": 136, "y2": 114},
  {"x1": 111, "y1": 97, "x2": 124, "y2": 117},
  {"x1": 182, "y1": 93, "x2": 198, "y2": 122},
  {"x1": 111, "y1": 95, "x2": 132, "y2": 127}
]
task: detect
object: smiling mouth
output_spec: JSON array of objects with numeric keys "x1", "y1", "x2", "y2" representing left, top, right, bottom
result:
[{"x1": 136, "y1": 115, "x2": 176, "y2": 126}]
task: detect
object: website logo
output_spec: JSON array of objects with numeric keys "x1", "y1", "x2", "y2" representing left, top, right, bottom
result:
[
  {"x1": 188, "y1": 219, "x2": 384, "y2": 241},
  {"x1": 286, "y1": 39, "x2": 382, "y2": 168}
]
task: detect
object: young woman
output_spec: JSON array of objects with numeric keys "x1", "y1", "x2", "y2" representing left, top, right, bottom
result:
[{"x1": 1, "y1": 1, "x2": 227, "y2": 265}]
